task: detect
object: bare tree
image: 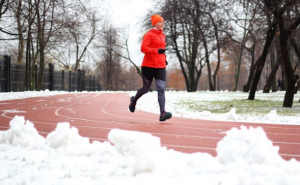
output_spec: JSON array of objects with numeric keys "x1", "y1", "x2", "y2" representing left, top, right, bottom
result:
[
  {"x1": 156, "y1": 0, "x2": 210, "y2": 92},
  {"x1": 248, "y1": 15, "x2": 277, "y2": 100},
  {"x1": 114, "y1": 31, "x2": 142, "y2": 79},
  {"x1": 97, "y1": 25, "x2": 121, "y2": 90},
  {"x1": 24, "y1": 0, "x2": 36, "y2": 90},
  {"x1": 207, "y1": 12, "x2": 223, "y2": 91},
  {"x1": 12, "y1": 0, "x2": 25, "y2": 64},
  {"x1": 0, "y1": 0, "x2": 16, "y2": 36},
  {"x1": 64, "y1": 1, "x2": 102, "y2": 70},
  {"x1": 263, "y1": 35, "x2": 281, "y2": 93},
  {"x1": 0, "y1": 0, "x2": 8, "y2": 23},
  {"x1": 271, "y1": 0, "x2": 300, "y2": 107},
  {"x1": 34, "y1": 0, "x2": 57, "y2": 90},
  {"x1": 290, "y1": 29, "x2": 300, "y2": 72},
  {"x1": 222, "y1": 0, "x2": 265, "y2": 91}
]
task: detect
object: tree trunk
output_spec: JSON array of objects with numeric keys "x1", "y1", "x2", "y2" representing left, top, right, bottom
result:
[
  {"x1": 280, "y1": 30, "x2": 295, "y2": 107},
  {"x1": 243, "y1": 48, "x2": 257, "y2": 92},
  {"x1": 16, "y1": 0, "x2": 24, "y2": 64},
  {"x1": 278, "y1": 17, "x2": 300, "y2": 107},
  {"x1": 248, "y1": 19, "x2": 277, "y2": 100},
  {"x1": 263, "y1": 39, "x2": 280, "y2": 93},
  {"x1": 234, "y1": 41, "x2": 245, "y2": 91},
  {"x1": 206, "y1": 13, "x2": 221, "y2": 91},
  {"x1": 263, "y1": 61, "x2": 279, "y2": 93},
  {"x1": 206, "y1": 60, "x2": 214, "y2": 91},
  {"x1": 24, "y1": 0, "x2": 33, "y2": 91}
]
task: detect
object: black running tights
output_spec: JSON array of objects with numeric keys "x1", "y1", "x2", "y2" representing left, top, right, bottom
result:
[{"x1": 134, "y1": 67, "x2": 166, "y2": 114}]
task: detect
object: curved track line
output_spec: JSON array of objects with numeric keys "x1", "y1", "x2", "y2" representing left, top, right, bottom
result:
[
  {"x1": 99, "y1": 93, "x2": 300, "y2": 137},
  {"x1": 1, "y1": 92, "x2": 300, "y2": 160},
  {"x1": 99, "y1": 93, "x2": 300, "y2": 130}
]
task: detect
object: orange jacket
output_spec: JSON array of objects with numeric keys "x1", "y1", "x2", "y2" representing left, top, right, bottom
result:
[{"x1": 141, "y1": 29, "x2": 166, "y2": 68}]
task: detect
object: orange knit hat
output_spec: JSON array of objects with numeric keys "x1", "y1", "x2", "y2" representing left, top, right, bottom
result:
[{"x1": 151, "y1": 14, "x2": 164, "y2": 26}]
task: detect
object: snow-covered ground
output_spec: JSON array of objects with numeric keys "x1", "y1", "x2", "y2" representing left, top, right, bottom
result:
[
  {"x1": 131, "y1": 90, "x2": 300, "y2": 125},
  {"x1": 1, "y1": 91, "x2": 300, "y2": 185}
]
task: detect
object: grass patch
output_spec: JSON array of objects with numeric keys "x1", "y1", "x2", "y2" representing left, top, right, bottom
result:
[{"x1": 178, "y1": 98, "x2": 300, "y2": 117}]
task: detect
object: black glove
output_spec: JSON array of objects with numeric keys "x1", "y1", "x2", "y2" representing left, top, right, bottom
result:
[
  {"x1": 166, "y1": 61, "x2": 168, "y2": 65},
  {"x1": 158, "y1": 49, "x2": 166, "y2": 54}
]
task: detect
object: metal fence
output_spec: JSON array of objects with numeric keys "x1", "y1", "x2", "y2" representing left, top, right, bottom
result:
[{"x1": 0, "y1": 55, "x2": 101, "y2": 92}]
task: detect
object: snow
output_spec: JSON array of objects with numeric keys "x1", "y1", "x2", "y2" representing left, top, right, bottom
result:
[
  {"x1": 130, "y1": 90, "x2": 300, "y2": 125},
  {"x1": 0, "y1": 90, "x2": 69, "y2": 101},
  {"x1": 1, "y1": 116, "x2": 300, "y2": 185},
  {"x1": 1, "y1": 91, "x2": 300, "y2": 184}
]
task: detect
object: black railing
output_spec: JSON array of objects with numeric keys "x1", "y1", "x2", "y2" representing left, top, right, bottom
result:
[{"x1": 0, "y1": 55, "x2": 101, "y2": 92}]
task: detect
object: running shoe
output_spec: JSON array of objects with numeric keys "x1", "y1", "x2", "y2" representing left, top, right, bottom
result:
[
  {"x1": 159, "y1": 111, "x2": 172, "y2": 121},
  {"x1": 129, "y1": 96, "x2": 136, "y2": 112}
]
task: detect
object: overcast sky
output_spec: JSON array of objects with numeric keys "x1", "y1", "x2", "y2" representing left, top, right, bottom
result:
[{"x1": 105, "y1": 0, "x2": 156, "y2": 66}]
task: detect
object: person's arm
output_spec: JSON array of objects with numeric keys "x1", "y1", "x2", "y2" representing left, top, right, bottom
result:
[{"x1": 141, "y1": 34, "x2": 158, "y2": 54}]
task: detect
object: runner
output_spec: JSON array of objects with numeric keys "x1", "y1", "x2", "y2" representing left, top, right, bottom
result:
[{"x1": 129, "y1": 14, "x2": 172, "y2": 122}]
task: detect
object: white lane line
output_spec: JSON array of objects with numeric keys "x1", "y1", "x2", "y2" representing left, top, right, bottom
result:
[
  {"x1": 280, "y1": 153, "x2": 300, "y2": 158},
  {"x1": 2, "y1": 93, "x2": 300, "y2": 147},
  {"x1": 163, "y1": 144, "x2": 215, "y2": 151},
  {"x1": 273, "y1": 141, "x2": 300, "y2": 145},
  {"x1": 3, "y1": 93, "x2": 300, "y2": 138},
  {"x1": 31, "y1": 121, "x2": 225, "y2": 140},
  {"x1": 54, "y1": 93, "x2": 228, "y2": 133},
  {"x1": 106, "y1": 95, "x2": 300, "y2": 131},
  {"x1": 2, "y1": 124, "x2": 300, "y2": 159},
  {"x1": 0, "y1": 126, "x2": 9, "y2": 130},
  {"x1": 99, "y1": 94, "x2": 300, "y2": 136},
  {"x1": 3, "y1": 118, "x2": 300, "y2": 146},
  {"x1": 1, "y1": 93, "x2": 86, "y2": 120},
  {"x1": 54, "y1": 93, "x2": 300, "y2": 139},
  {"x1": 55, "y1": 93, "x2": 101, "y2": 118},
  {"x1": 3, "y1": 92, "x2": 300, "y2": 132},
  {"x1": 3, "y1": 119, "x2": 300, "y2": 146}
]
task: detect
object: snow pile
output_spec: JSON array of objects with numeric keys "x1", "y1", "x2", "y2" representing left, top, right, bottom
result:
[
  {"x1": 262, "y1": 110, "x2": 280, "y2": 122},
  {"x1": 224, "y1": 108, "x2": 239, "y2": 121},
  {"x1": 216, "y1": 126, "x2": 300, "y2": 184},
  {"x1": 0, "y1": 116, "x2": 45, "y2": 149},
  {"x1": 108, "y1": 129, "x2": 161, "y2": 156},
  {"x1": 0, "y1": 90, "x2": 73, "y2": 101},
  {"x1": 1, "y1": 116, "x2": 300, "y2": 185},
  {"x1": 217, "y1": 126, "x2": 279, "y2": 164},
  {"x1": 46, "y1": 122, "x2": 97, "y2": 156}
]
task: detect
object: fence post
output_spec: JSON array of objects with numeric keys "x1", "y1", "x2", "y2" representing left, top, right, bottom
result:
[
  {"x1": 62, "y1": 68, "x2": 64, "y2": 91},
  {"x1": 93, "y1": 74, "x2": 95, "y2": 91},
  {"x1": 78, "y1": 69, "x2": 81, "y2": 91},
  {"x1": 49, "y1": 63, "x2": 54, "y2": 91},
  {"x1": 82, "y1": 70, "x2": 85, "y2": 91},
  {"x1": 4, "y1": 55, "x2": 11, "y2": 92},
  {"x1": 35, "y1": 63, "x2": 38, "y2": 90},
  {"x1": 69, "y1": 67, "x2": 72, "y2": 92},
  {"x1": 89, "y1": 73, "x2": 92, "y2": 91}
]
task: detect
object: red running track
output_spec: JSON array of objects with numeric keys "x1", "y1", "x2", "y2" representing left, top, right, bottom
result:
[{"x1": 1, "y1": 92, "x2": 300, "y2": 161}]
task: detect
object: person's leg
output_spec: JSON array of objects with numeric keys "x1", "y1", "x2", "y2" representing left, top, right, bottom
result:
[
  {"x1": 129, "y1": 67, "x2": 154, "y2": 112},
  {"x1": 154, "y1": 68, "x2": 166, "y2": 113},
  {"x1": 154, "y1": 68, "x2": 172, "y2": 121}
]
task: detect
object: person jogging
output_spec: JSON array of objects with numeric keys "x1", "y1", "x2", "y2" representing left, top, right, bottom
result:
[{"x1": 129, "y1": 14, "x2": 172, "y2": 122}]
